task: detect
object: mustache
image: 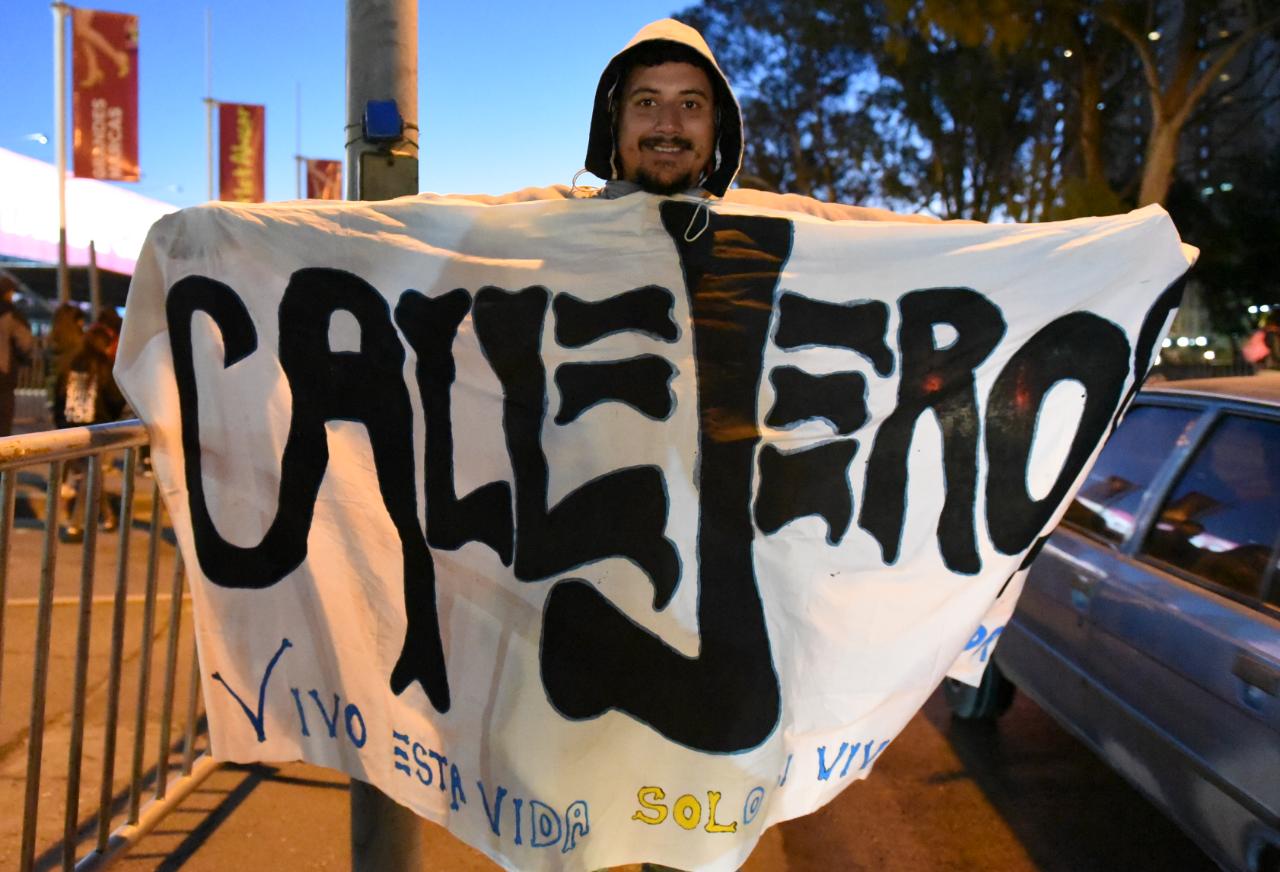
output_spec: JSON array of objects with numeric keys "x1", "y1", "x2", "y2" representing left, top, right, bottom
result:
[{"x1": 640, "y1": 136, "x2": 695, "y2": 151}]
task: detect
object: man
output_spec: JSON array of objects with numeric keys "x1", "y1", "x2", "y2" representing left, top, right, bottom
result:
[
  {"x1": 583, "y1": 18, "x2": 741, "y2": 200},
  {"x1": 455, "y1": 19, "x2": 935, "y2": 224},
  {"x1": 0, "y1": 275, "x2": 34, "y2": 437}
]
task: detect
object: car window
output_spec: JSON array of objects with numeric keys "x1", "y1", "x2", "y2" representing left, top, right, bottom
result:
[
  {"x1": 1063, "y1": 404, "x2": 1200, "y2": 544},
  {"x1": 1141, "y1": 414, "x2": 1280, "y2": 600}
]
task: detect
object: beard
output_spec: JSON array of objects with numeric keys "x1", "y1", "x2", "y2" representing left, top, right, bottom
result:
[
  {"x1": 630, "y1": 136, "x2": 705, "y2": 195},
  {"x1": 633, "y1": 167, "x2": 702, "y2": 196}
]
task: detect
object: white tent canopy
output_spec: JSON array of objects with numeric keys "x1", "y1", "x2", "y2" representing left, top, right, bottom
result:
[{"x1": 0, "y1": 147, "x2": 176, "y2": 276}]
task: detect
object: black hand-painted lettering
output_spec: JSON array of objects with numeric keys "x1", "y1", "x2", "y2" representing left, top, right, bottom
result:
[
  {"x1": 395, "y1": 288, "x2": 514, "y2": 564},
  {"x1": 472, "y1": 286, "x2": 679, "y2": 607},
  {"x1": 167, "y1": 269, "x2": 451, "y2": 712},
  {"x1": 754, "y1": 440, "x2": 859, "y2": 544},
  {"x1": 554, "y1": 355, "x2": 676, "y2": 425},
  {"x1": 1112, "y1": 273, "x2": 1188, "y2": 435},
  {"x1": 539, "y1": 202, "x2": 790, "y2": 753},
  {"x1": 774, "y1": 294, "x2": 894, "y2": 377},
  {"x1": 859, "y1": 288, "x2": 1005, "y2": 574},
  {"x1": 765, "y1": 366, "x2": 868, "y2": 434},
  {"x1": 985, "y1": 311, "x2": 1130, "y2": 555},
  {"x1": 752, "y1": 443, "x2": 855, "y2": 542},
  {"x1": 553, "y1": 286, "x2": 678, "y2": 347}
]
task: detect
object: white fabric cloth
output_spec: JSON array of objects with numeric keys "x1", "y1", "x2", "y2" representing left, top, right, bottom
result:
[{"x1": 117, "y1": 192, "x2": 1193, "y2": 872}]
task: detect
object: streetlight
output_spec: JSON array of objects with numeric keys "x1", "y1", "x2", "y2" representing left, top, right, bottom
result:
[{"x1": 1147, "y1": 30, "x2": 1162, "y2": 41}]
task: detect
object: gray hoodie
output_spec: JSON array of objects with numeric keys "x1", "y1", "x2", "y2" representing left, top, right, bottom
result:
[{"x1": 583, "y1": 18, "x2": 743, "y2": 199}]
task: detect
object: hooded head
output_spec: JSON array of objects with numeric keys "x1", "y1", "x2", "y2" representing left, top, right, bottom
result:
[{"x1": 584, "y1": 19, "x2": 743, "y2": 197}]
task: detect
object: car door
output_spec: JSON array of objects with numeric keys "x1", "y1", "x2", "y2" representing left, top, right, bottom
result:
[
  {"x1": 1001, "y1": 401, "x2": 1206, "y2": 738},
  {"x1": 1085, "y1": 406, "x2": 1280, "y2": 870}
]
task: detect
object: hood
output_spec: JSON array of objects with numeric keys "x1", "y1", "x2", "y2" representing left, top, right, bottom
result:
[{"x1": 584, "y1": 18, "x2": 743, "y2": 197}]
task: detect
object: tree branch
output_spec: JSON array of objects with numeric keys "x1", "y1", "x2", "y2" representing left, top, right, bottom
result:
[{"x1": 1173, "y1": 12, "x2": 1280, "y2": 130}]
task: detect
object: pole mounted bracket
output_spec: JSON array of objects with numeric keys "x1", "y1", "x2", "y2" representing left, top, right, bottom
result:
[{"x1": 362, "y1": 100, "x2": 404, "y2": 146}]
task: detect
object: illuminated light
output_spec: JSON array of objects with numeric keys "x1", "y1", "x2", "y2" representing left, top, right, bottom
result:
[
  {"x1": 1201, "y1": 186, "x2": 1215, "y2": 196},
  {"x1": 1096, "y1": 101, "x2": 1106, "y2": 110},
  {"x1": 1203, "y1": 350, "x2": 1216, "y2": 360},
  {"x1": 1249, "y1": 305, "x2": 1259, "y2": 314},
  {"x1": 1195, "y1": 336, "x2": 1208, "y2": 347},
  {"x1": 1219, "y1": 182, "x2": 1233, "y2": 192},
  {"x1": 1062, "y1": 49, "x2": 1073, "y2": 58},
  {"x1": 1262, "y1": 305, "x2": 1272, "y2": 313},
  {"x1": 1162, "y1": 338, "x2": 1173, "y2": 348},
  {"x1": 1220, "y1": 73, "x2": 1231, "y2": 82},
  {"x1": 1218, "y1": 29, "x2": 1230, "y2": 38},
  {"x1": 21, "y1": 133, "x2": 49, "y2": 145},
  {"x1": 1156, "y1": 354, "x2": 1162, "y2": 365},
  {"x1": 1176, "y1": 337, "x2": 1190, "y2": 347},
  {"x1": 1147, "y1": 30, "x2": 1161, "y2": 41}
]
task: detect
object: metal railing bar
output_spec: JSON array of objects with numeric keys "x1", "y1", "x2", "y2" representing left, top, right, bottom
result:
[
  {"x1": 96, "y1": 447, "x2": 137, "y2": 852},
  {"x1": 74, "y1": 754, "x2": 219, "y2": 872},
  {"x1": 35, "y1": 731, "x2": 207, "y2": 872},
  {"x1": 5, "y1": 593, "x2": 191, "y2": 608},
  {"x1": 0, "y1": 420, "x2": 147, "y2": 470},
  {"x1": 20, "y1": 460, "x2": 65, "y2": 872},
  {"x1": 127, "y1": 479, "x2": 164, "y2": 825},
  {"x1": 154, "y1": 551, "x2": 185, "y2": 800},
  {"x1": 181, "y1": 629, "x2": 202, "y2": 776},
  {"x1": 62, "y1": 456, "x2": 104, "y2": 872},
  {"x1": 0, "y1": 468, "x2": 15, "y2": 709}
]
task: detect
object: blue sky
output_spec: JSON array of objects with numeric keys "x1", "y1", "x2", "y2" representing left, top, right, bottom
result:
[{"x1": 3, "y1": 1, "x2": 685, "y2": 208}]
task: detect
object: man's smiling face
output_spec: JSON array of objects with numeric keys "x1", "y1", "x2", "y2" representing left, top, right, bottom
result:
[{"x1": 616, "y1": 61, "x2": 715, "y2": 195}]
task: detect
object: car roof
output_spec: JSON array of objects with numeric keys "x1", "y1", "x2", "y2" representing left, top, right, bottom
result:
[{"x1": 1142, "y1": 372, "x2": 1280, "y2": 408}]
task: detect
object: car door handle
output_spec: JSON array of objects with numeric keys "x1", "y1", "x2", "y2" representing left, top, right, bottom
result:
[
  {"x1": 1068, "y1": 573, "x2": 1099, "y2": 611},
  {"x1": 1232, "y1": 653, "x2": 1280, "y2": 697}
]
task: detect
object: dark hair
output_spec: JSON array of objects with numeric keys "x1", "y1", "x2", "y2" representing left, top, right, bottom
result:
[
  {"x1": 96, "y1": 306, "x2": 123, "y2": 335},
  {"x1": 613, "y1": 42, "x2": 724, "y2": 124},
  {"x1": 617, "y1": 40, "x2": 718, "y2": 89}
]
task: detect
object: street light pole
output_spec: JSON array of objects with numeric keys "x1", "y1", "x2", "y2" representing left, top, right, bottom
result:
[
  {"x1": 204, "y1": 8, "x2": 215, "y2": 201},
  {"x1": 345, "y1": 1, "x2": 423, "y2": 869},
  {"x1": 52, "y1": 1, "x2": 70, "y2": 304},
  {"x1": 345, "y1": 0, "x2": 418, "y2": 201}
]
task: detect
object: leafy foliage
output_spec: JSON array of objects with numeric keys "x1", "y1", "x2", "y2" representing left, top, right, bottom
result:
[{"x1": 676, "y1": 0, "x2": 1280, "y2": 318}]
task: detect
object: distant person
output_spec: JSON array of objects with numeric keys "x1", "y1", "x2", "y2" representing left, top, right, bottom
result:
[
  {"x1": 47, "y1": 302, "x2": 86, "y2": 426},
  {"x1": 56, "y1": 322, "x2": 126, "y2": 540},
  {"x1": 95, "y1": 306, "x2": 123, "y2": 361},
  {"x1": 0, "y1": 276, "x2": 35, "y2": 437},
  {"x1": 1249, "y1": 313, "x2": 1280, "y2": 372}
]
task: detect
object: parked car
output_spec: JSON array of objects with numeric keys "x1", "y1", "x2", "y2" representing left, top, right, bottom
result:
[{"x1": 946, "y1": 375, "x2": 1280, "y2": 872}]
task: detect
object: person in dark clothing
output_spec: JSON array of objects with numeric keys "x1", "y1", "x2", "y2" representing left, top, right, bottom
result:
[
  {"x1": 0, "y1": 276, "x2": 35, "y2": 437},
  {"x1": 47, "y1": 302, "x2": 86, "y2": 427},
  {"x1": 56, "y1": 322, "x2": 126, "y2": 540}
]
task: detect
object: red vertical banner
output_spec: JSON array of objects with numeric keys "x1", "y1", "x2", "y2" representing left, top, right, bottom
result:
[
  {"x1": 71, "y1": 8, "x2": 140, "y2": 181},
  {"x1": 219, "y1": 103, "x2": 266, "y2": 202},
  {"x1": 305, "y1": 159, "x2": 343, "y2": 199}
]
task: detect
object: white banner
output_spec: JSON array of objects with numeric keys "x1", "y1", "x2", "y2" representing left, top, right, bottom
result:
[{"x1": 116, "y1": 194, "x2": 1192, "y2": 871}]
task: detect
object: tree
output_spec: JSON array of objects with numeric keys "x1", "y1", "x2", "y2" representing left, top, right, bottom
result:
[
  {"x1": 677, "y1": 0, "x2": 889, "y2": 205},
  {"x1": 889, "y1": 0, "x2": 1280, "y2": 208},
  {"x1": 678, "y1": 0, "x2": 1058, "y2": 219}
]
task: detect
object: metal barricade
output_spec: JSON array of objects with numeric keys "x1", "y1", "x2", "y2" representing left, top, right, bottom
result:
[{"x1": 0, "y1": 421, "x2": 216, "y2": 872}]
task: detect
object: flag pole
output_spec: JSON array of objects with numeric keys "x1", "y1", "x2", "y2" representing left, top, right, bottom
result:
[
  {"x1": 204, "y1": 7, "x2": 215, "y2": 201},
  {"x1": 52, "y1": 1, "x2": 70, "y2": 304},
  {"x1": 295, "y1": 82, "x2": 303, "y2": 198}
]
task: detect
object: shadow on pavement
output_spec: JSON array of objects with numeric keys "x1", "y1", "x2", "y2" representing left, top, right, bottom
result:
[{"x1": 922, "y1": 690, "x2": 1215, "y2": 872}]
